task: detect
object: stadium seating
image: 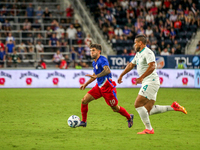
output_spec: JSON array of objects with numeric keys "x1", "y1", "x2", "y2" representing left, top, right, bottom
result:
[
  {"x1": 0, "y1": 0, "x2": 88, "y2": 68},
  {"x1": 83, "y1": 0, "x2": 200, "y2": 55}
]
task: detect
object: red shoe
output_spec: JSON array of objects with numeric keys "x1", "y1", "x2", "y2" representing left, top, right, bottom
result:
[
  {"x1": 137, "y1": 128, "x2": 154, "y2": 134},
  {"x1": 171, "y1": 101, "x2": 187, "y2": 114}
]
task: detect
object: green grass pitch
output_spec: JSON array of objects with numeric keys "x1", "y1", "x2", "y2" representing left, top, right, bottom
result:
[{"x1": 0, "y1": 88, "x2": 200, "y2": 150}]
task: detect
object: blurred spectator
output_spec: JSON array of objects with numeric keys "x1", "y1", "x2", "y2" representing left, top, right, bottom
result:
[
  {"x1": 3, "y1": 19, "x2": 11, "y2": 30},
  {"x1": 66, "y1": 4, "x2": 74, "y2": 23},
  {"x1": 18, "y1": 42, "x2": 27, "y2": 53},
  {"x1": 6, "y1": 40, "x2": 15, "y2": 54},
  {"x1": 164, "y1": 0, "x2": 171, "y2": 9},
  {"x1": 0, "y1": 40, "x2": 5, "y2": 50},
  {"x1": 155, "y1": 0, "x2": 162, "y2": 8},
  {"x1": 158, "y1": 40, "x2": 166, "y2": 54},
  {"x1": 46, "y1": 26, "x2": 53, "y2": 38},
  {"x1": 32, "y1": 19, "x2": 41, "y2": 31},
  {"x1": 129, "y1": 49, "x2": 136, "y2": 56},
  {"x1": 98, "y1": 13, "x2": 106, "y2": 29},
  {"x1": 51, "y1": 19, "x2": 59, "y2": 31},
  {"x1": 170, "y1": 28, "x2": 176, "y2": 40},
  {"x1": 150, "y1": 4, "x2": 158, "y2": 16},
  {"x1": 8, "y1": 50, "x2": 21, "y2": 68},
  {"x1": 126, "y1": 6, "x2": 135, "y2": 19},
  {"x1": 37, "y1": 33, "x2": 44, "y2": 41},
  {"x1": 169, "y1": 10, "x2": 177, "y2": 22},
  {"x1": 76, "y1": 44, "x2": 85, "y2": 56},
  {"x1": 66, "y1": 4, "x2": 74, "y2": 17},
  {"x1": 130, "y1": 0, "x2": 138, "y2": 8},
  {"x1": 170, "y1": 47, "x2": 176, "y2": 55},
  {"x1": 80, "y1": 60, "x2": 89, "y2": 68},
  {"x1": 0, "y1": 47, "x2": 6, "y2": 68},
  {"x1": 66, "y1": 24, "x2": 77, "y2": 39},
  {"x1": 84, "y1": 34, "x2": 92, "y2": 59},
  {"x1": 114, "y1": 25, "x2": 123, "y2": 37},
  {"x1": 146, "y1": 0, "x2": 154, "y2": 10},
  {"x1": 36, "y1": 41, "x2": 44, "y2": 53},
  {"x1": 23, "y1": 19, "x2": 31, "y2": 30},
  {"x1": 59, "y1": 57, "x2": 67, "y2": 69},
  {"x1": 146, "y1": 26, "x2": 153, "y2": 37},
  {"x1": 25, "y1": 3, "x2": 34, "y2": 23},
  {"x1": 70, "y1": 46, "x2": 78, "y2": 62},
  {"x1": 59, "y1": 34, "x2": 68, "y2": 52},
  {"x1": 105, "y1": 10, "x2": 115, "y2": 23},
  {"x1": 98, "y1": 0, "x2": 106, "y2": 10},
  {"x1": 6, "y1": 33, "x2": 15, "y2": 45},
  {"x1": 121, "y1": 0, "x2": 129, "y2": 10},
  {"x1": 146, "y1": 11, "x2": 154, "y2": 25},
  {"x1": 74, "y1": 20, "x2": 81, "y2": 29},
  {"x1": 43, "y1": 7, "x2": 52, "y2": 23},
  {"x1": 36, "y1": 6, "x2": 43, "y2": 23},
  {"x1": 126, "y1": 19, "x2": 133, "y2": 28},
  {"x1": 52, "y1": 50, "x2": 62, "y2": 68},
  {"x1": 160, "y1": 48, "x2": 170, "y2": 56},
  {"x1": 55, "y1": 5, "x2": 63, "y2": 17},
  {"x1": 108, "y1": 26, "x2": 115, "y2": 41},
  {"x1": 36, "y1": 59, "x2": 46, "y2": 69},
  {"x1": 123, "y1": 26, "x2": 131, "y2": 38},
  {"x1": 75, "y1": 62, "x2": 82, "y2": 69},
  {"x1": 77, "y1": 28, "x2": 83, "y2": 44},
  {"x1": 56, "y1": 25, "x2": 65, "y2": 39},
  {"x1": 27, "y1": 42, "x2": 34, "y2": 53},
  {"x1": 175, "y1": 59, "x2": 187, "y2": 69},
  {"x1": 49, "y1": 33, "x2": 59, "y2": 47},
  {"x1": 121, "y1": 48, "x2": 129, "y2": 56},
  {"x1": 78, "y1": 49, "x2": 87, "y2": 61}
]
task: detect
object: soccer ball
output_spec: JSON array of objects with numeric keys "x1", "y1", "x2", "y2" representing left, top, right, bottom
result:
[{"x1": 68, "y1": 115, "x2": 81, "y2": 128}]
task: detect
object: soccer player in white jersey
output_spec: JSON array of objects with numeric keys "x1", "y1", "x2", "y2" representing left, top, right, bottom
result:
[{"x1": 118, "y1": 34, "x2": 187, "y2": 134}]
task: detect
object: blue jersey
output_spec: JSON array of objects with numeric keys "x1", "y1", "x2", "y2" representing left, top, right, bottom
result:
[{"x1": 92, "y1": 55, "x2": 112, "y2": 87}]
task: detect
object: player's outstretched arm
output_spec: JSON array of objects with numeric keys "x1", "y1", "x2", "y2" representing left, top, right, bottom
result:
[
  {"x1": 118, "y1": 63, "x2": 135, "y2": 84},
  {"x1": 80, "y1": 73, "x2": 96, "y2": 90}
]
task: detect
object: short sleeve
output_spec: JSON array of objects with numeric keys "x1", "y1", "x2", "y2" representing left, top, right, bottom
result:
[
  {"x1": 131, "y1": 54, "x2": 137, "y2": 64},
  {"x1": 146, "y1": 50, "x2": 155, "y2": 64},
  {"x1": 101, "y1": 57, "x2": 109, "y2": 68}
]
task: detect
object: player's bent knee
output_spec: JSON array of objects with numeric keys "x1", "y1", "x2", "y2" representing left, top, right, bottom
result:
[
  {"x1": 81, "y1": 97, "x2": 88, "y2": 104},
  {"x1": 111, "y1": 105, "x2": 120, "y2": 112}
]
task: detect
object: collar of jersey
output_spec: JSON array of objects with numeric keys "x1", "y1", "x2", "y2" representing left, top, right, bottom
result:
[{"x1": 139, "y1": 47, "x2": 145, "y2": 53}]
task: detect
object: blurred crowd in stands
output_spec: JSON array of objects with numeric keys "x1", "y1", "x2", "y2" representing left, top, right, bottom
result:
[
  {"x1": 0, "y1": 0, "x2": 200, "y2": 69},
  {"x1": 85, "y1": 0, "x2": 200, "y2": 55},
  {"x1": 0, "y1": 0, "x2": 92, "y2": 69}
]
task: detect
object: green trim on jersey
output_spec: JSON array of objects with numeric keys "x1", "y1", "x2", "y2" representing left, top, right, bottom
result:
[{"x1": 139, "y1": 47, "x2": 145, "y2": 53}]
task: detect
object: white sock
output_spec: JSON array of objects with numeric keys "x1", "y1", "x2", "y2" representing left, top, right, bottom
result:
[
  {"x1": 150, "y1": 105, "x2": 174, "y2": 115},
  {"x1": 136, "y1": 106, "x2": 152, "y2": 130}
]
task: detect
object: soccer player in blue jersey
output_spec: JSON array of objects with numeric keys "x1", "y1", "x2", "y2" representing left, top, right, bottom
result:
[{"x1": 79, "y1": 44, "x2": 133, "y2": 127}]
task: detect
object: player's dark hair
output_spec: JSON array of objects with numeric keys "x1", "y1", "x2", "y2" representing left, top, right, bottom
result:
[
  {"x1": 90, "y1": 43, "x2": 102, "y2": 51},
  {"x1": 135, "y1": 34, "x2": 147, "y2": 44}
]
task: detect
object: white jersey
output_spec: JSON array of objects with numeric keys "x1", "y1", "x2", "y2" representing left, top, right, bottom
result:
[{"x1": 131, "y1": 46, "x2": 160, "y2": 85}]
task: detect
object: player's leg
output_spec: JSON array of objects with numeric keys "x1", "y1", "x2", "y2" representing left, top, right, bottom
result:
[
  {"x1": 135, "y1": 84, "x2": 160, "y2": 134},
  {"x1": 135, "y1": 95, "x2": 154, "y2": 134},
  {"x1": 80, "y1": 93, "x2": 95, "y2": 124},
  {"x1": 80, "y1": 84, "x2": 102, "y2": 127},
  {"x1": 111, "y1": 105, "x2": 134, "y2": 128},
  {"x1": 103, "y1": 86, "x2": 133, "y2": 128},
  {"x1": 150, "y1": 102, "x2": 187, "y2": 115}
]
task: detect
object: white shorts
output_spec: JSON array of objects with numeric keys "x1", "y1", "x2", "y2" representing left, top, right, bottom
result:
[{"x1": 138, "y1": 83, "x2": 160, "y2": 101}]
